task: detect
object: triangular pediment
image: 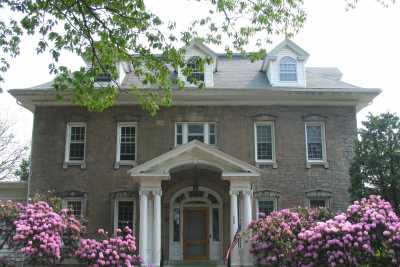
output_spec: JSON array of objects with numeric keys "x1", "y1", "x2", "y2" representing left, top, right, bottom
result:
[
  {"x1": 267, "y1": 38, "x2": 309, "y2": 59},
  {"x1": 128, "y1": 140, "x2": 260, "y2": 178}
]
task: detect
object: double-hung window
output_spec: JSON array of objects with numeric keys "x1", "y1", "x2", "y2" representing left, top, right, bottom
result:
[
  {"x1": 257, "y1": 199, "x2": 277, "y2": 219},
  {"x1": 66, "y1": 200, "x2": 83, "y2": 218},
  {"x1": 175, "y1": 123, "x2": 216, "y2": 145},
  {"x1": 305, "y1": 122, "x2": 327, "y2": 163},
  {"x1": 65, "y1": 122, "x2": 86, "y2": 164},
  {"x1": 114, "y1": 199, "x2": 135, "y2": 233},
  {"x1": 310, "y1": 199, "x2": 327, "y2": 209},
  {"x1": 279, "y1": 56, "x2": 297, "y2": 82},
  {"x1": 116, "y1": 122, "x2": 137, "y2": 164},
  {"x1": 254, "y1": 122, "x2": 275, "y2": 163},
  {"x1": 62, "y1": 198, "x2": 85, "y2": 218}
]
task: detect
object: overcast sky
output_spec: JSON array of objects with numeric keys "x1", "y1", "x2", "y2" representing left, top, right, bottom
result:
[{"x1": 1, "y1": 0, "x2": 399, "y2": 145}]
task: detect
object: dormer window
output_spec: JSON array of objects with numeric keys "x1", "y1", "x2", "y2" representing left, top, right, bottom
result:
[
  {"x1": 279, "y1": 56, "x2": 297, "y2": 82},
  {"x1": 187, "y1": 56, "x2": 204, "y2": 82}
]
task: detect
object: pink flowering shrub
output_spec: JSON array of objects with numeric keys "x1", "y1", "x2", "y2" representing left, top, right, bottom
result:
[
  {"x1": 248, "y1": 207, "x2": 332, "y2": 266},
  {"x1": 76, "y1": 226, "x2": 143, "y2": 267},
  {"x1": 11, "y1": 201, "x2": 83, "y2": 265},
  {"x1": 249, "y1": 195, "x2": 400, "y2": 267},
  {"x1": 0, "y1": 201, "x2": 19, "y2": 248}
]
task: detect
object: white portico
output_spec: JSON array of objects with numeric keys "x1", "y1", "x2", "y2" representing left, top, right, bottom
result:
[{"x1": 128, "y1": 140, "x2": 260, "y2": 267}]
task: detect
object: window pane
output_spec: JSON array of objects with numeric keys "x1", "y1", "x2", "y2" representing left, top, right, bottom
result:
[
  {"x1": 187, "y1": 124, "x2": 205, "y2": 142},
  {"x1": 71, "y1": 127, "x2": 85, "y2": 142},
  {"x1": 256, "y1": 125, "x2": 273, "y2": 160},
  {"x1": 69, "y1": 126, "x2": 85, "y2": 161},
  {"x1": 257, "y1": 125, "x2": 272, "y2": 143},
  {"x1": 69, "y1": 143, "x2": 85, "y2": 160},
  {"x1": 307, "y1": 126, "x2": 322, "y2": 143},
  {"x1": 209, "y1": 124, "x2": 216, "y2": 145},
  {"x1": 308, "y1": 143, "x2": 323, "y2": 160},
  {"x1": 188, "y1": 124, "x2": 204, "y2": 134},
  {"x1": 118, "y1": 201, "x2": 134, "y2": 231},
  {"x1": 188, "y1": 135, "x2": 204, "y2": 142},
  {"x1": 67, "y1": 200, "x2": 82, "y2": 218},
  {"x1": 173, "y1": 208, "x2": 180, "y2": 241},
  {"x1": 280, "y1": 72, "x2": 297, "y2": 81},
  {"x1": 212, "y1": 208, "x2": 220, "y2": 241},
  {"x1": 310, "y1": 199, "x2": 326, "y2": 208},
  {"x1": 119, "y1": 126, "x2": 135, "y2": 161},
  {"x1": 258, "y1": 200, "x2": 274, "y2": 217},
  {"x1": 187, "y1": 56, "x2": 204, "y2": 82},
  {"x1": 307, "y1": 125, "x2": 323, "y2": 160},
  {"x1": 279, "y1": 57, "x2": 297, "y2": 82}
]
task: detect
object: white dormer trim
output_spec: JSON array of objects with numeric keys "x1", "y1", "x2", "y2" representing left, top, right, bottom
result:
[
  {"x1": 262, "y1": 39, "x2": 309, "y2": 88},
  {"x1": 177, "y1": 41, "x2": 217, "y2": 88}
]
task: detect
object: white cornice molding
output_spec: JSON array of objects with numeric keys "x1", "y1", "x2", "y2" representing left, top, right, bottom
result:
[{"x1": 8, "y1": 87, "x2": 381, "y2": 113}]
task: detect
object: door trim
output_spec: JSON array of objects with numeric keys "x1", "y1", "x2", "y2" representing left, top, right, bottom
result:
[{"x1": 183, "y1": 207, "x2": 209, "y2": 261}]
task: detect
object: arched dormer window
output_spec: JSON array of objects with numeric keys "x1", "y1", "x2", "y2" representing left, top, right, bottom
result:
[
  {"x1": 187, "y1": 56, "x2": 204, "y2": 82},
  {"x1": 279, "y1": 56, "x2": 297, "y2": 82}
]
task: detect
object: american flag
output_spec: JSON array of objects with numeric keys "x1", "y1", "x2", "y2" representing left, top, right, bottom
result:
[{"x1": 224, "y1": 227, "x2": 241, "y2": 266}]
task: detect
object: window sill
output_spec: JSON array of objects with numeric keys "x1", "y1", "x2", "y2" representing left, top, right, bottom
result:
[
  {"x1": 114, "y1": 161, "x2": 137, "y2": 169},
  {"x1": 63, "y1": 161, "x2": 86, "y2": 169},
  {"x1": 306, "y1": 160, "x2": 329, "y2": 169},
  {"x1": 256, "y1": 161, "x2": 278, "y2": 169}
]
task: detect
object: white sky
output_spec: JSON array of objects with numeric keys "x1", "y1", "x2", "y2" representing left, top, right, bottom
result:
[{"x1": 0, "y1": 0, "x2": 399, "y2": 145}]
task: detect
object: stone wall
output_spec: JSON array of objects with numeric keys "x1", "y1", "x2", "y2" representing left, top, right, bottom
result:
[
  {"x1": 0, "y1": 182, "x2": 27, "y2": 201},
  {"x1": 29, "y1": 105, "x2": 357, "y2": 235}
]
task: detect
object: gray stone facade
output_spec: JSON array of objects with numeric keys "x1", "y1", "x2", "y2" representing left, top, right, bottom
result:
[{"x1": 30, "y1": 104, "x2": 356, "y2": 235}]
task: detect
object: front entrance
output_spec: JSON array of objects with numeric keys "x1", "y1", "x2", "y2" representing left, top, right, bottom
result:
[
  {"x1": 183, "y1": 207, "x2": 209, "y2": 260},
  {"x1": 169, "y1": 187, "x2": 223, "y2": 262}
]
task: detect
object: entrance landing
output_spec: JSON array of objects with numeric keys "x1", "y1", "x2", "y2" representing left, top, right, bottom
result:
[{"x1": 164, "y1": 261, "x2": 223, "y2": 267}]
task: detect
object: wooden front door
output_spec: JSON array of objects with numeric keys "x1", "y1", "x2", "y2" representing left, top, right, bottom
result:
[{"x1": 183, "y1": 207, "x2": 209, "y2": 260}]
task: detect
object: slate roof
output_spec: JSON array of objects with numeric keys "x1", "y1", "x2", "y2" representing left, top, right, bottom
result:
[{"x1": 24, "y1": 55, "x2": 360, "y2": 91}]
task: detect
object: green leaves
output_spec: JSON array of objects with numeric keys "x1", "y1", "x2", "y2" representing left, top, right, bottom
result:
[
  {"x1": 0, "y1": 0, "x2": 309, "y2": 114},
  {"x1": 349, "y1": 112, "x2": 400, "y2": 212}
]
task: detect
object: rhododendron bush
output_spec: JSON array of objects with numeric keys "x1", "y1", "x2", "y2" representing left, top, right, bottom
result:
[
  {"x1": 248, "y1": 195, "x2": 400, "y2": 267},
  {"x1": 6, "y1": 201, "x2": 83, "y2": 265},
  {"x1": 0, "y1": 199, "x2": 143, "y2": 267},
  {"x1": 76, "y1": 227, "x2": 143, "y2": 267}
]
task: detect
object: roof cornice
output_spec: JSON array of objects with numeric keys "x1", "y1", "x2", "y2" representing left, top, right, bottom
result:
[{"x1": 8, "y1": 87, "x2": 381, "y2": 113}]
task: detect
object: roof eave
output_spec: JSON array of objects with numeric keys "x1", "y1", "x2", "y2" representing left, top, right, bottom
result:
[{"x1": 8, "y1": 87, "x2": 381, "y2": 113}]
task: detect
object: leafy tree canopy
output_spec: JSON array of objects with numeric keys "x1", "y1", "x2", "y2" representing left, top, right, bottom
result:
[
  {"x1": 14, "y1": 158, "x2": 29, "y2": 181},
  {"x1": 0, "y1": 0, "x2": 396, "y2": 115},
  {"x1": 349, "y1": 112, "x2": 400, "y2": 212}
]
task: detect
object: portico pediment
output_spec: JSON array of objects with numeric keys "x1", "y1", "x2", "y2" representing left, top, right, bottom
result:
[{"x1": 128, "y1": 140, "x2": 260, "y2": 179}]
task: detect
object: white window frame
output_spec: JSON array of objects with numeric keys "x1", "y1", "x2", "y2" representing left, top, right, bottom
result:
[
  {"x1": 116, "y1": 122, "x2": 137, "y2": 165},
  {"x1": 256, "y1": 198, "x2": 277, "y2": 219},
  {"x1": 305, "y1": 121, "x2": 327, "y2": 166},
  {"x1": 279, "y1": 56, "x2": 297, "y2": 82},
  {"x1": 254, "y1": 121, "x2": 276, "y2": 164},
  {"x1": 64, "y1": 122, "x2": 87, "y2": 165},
  {"x1": 62, "y1": 198, "x2": 85, "y2": 218},
  {"x1": 113, "y1": 198, "x2": 136, "y2": 234},
  {"x1": 175, "y1": 122, "x2": 216, "y2": 146}
]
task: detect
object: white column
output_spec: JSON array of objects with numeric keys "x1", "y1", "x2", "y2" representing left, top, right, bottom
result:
[
  {"x1": 243, "y1": 190, "x2": 252, "y2": 228},
  {"x1": 139, "y1": 190, "x2": 149, "y2": 264},
  {"x1": 230, "y1": 190, "x2": 240, "y2": 266},
  {"x1": 242, "y1": 189, "x2": 253, "y2": 266},
  {"x1": 153, "y1": 190, "x2": 162, "y2": 266}
]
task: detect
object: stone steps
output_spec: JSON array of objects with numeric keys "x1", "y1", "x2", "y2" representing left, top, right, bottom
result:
[{"x1": 164, "y1": 260, "x2": 222, "y2": 267}]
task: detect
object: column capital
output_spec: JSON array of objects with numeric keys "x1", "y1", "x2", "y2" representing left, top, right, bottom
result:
[
  {"x1": 229, "y1": 190, "x2": 240, "y2": 196},
  {"x1": 152, "y1": 189, "x2": 162, "y2": 197},
  {"x1": 139, "y1": 190, "x2": 150, "y2": 196}
]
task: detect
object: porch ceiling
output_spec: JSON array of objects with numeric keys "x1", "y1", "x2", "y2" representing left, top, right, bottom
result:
[{"x1": 128, "y1": 140, "x2": 260, "y2": 179}]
